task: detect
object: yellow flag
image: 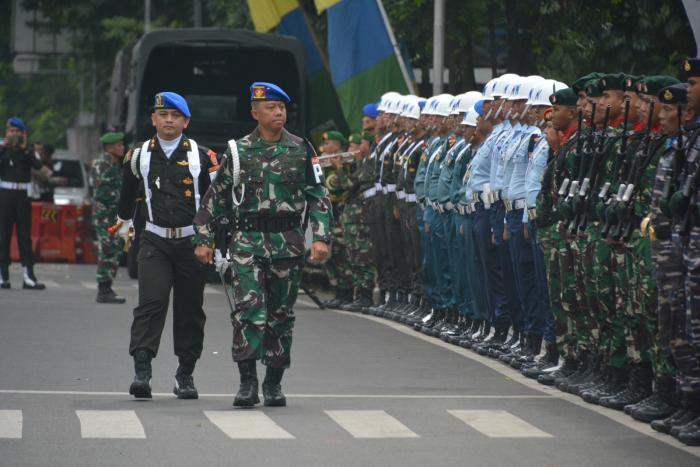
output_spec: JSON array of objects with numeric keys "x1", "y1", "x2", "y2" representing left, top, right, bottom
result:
[
  {"x1": 247, "y1": 0, "x2": 299, "y2": 32},
  {"x1": 314, "y1": 0, "x2": 342, "y2": 14}
]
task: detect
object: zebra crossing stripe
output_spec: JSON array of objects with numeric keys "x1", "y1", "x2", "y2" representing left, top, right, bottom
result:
[
  {"x1": 448, "y1": 410, "x2": 553, "y2": 438},
  {"x1": 76, "y1": 410, "x2": 146, "y2": 439},
  {"x1": 325, "y1": 410, "x2": 419, "y2": 439},
  {"x1": 0, "y1": 410, "x2": 22, "y2": 439},
  {"x1": 204, "y1": 411, "x2": 294, "y2": 439}
]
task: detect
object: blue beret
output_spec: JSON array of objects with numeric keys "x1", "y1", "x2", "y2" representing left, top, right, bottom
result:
[
  {"x1": 250, "y1": 82, "x2": 291, "y2": 103},
  {"x1": 153, "y1": 92, "x2": 191, "y2": 118},
  {"x1": 474, "y1": 100, "x2": 486, "y2": 117},
  {"x1": 7, "y1": 117, "x2": 26, "y2": 132},
  {"x1": 362, "y1": 103, "x2": 379, "y2": 118}
]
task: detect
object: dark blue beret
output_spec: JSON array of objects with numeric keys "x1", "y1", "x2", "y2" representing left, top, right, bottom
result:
[
  {"x1": 362, "y1": 103, "x2": 379, "y2": 118},
  {"x1": 6, "y1": 117, "x2": 26, "y2": 132},
  {"x1": 250, "y1": 82, "x2": 291, "y2": 103}
]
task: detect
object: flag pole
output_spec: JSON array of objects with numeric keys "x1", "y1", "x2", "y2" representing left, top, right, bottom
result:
[{"x1": 375, "y1": 0, "x2": 415, "y2": 94}]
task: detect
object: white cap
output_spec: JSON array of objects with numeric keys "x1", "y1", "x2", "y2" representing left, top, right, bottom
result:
[
  {"x1": 378, "y1": 91, "x2": 401, "y2": 112},
  {"x1": 491, "y1": 73, "x2": 520, "y2": 98},
  {"x1": 431, "y1": 94, "x2": 455, "y2": 117},
  {"x1": 527, "y1": 79, "x2": 568, "y2": 106},
  {"x1": 460, "y1": 106, "x2": 479, "y2": 126}
]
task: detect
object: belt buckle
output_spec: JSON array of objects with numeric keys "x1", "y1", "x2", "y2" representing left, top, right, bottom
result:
[{"x1": 169, "y1": 227, "x2": 178, "y2": 238}]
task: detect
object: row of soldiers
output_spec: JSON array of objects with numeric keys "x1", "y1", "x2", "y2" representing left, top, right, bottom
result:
[{"x1": 319, "y1": 57, "x2": 700, "y2": 446}]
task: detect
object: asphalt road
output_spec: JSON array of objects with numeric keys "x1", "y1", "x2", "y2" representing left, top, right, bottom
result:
[{"x1": 1, "y1": 263, "x2": 698, "y2": 467}]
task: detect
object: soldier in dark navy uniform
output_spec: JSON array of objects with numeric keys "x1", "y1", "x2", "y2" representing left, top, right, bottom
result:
[
  {"x1": 0, "y1": 117, "x2": 46, "y2": 290},
  {"x1": 114, "y1": 92, "x2": 219, "y2": 400}
]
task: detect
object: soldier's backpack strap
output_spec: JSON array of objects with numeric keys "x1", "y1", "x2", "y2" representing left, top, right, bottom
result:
[{"x1": 227, "y1": 139, "x2": 244, "y2": 206}]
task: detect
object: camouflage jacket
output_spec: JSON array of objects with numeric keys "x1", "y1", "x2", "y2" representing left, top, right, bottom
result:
[
  {"x1": 91, "y1": 152, "x2": 123, "y2": 234},
  {"x1": 193, "y1": 128, "x2": 332, "y2": 259}
]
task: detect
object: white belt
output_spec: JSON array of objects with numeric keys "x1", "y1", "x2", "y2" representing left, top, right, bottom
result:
[
  {"x1": 145, "y1": 222, "x2": 195, "y2": 239},
  {"x1": 406, "y1": 193, "x2": 417, "y2": 203},
  {"x1": 0, "y1": 181, "x2": 30, "y2": 190},
  {"x1": 385, "y1": 184, "x2": 397, "y2": 193},
  {"x1": 374, "y1": 182, "x2": 383, "y2": 191},
  {"x1": 457, "y1": 205, "x2": 465, "y2": 215},
  {"x1": 362, "y1": 187, "x2": 377, "y2": 199},
  {"x1": 382, "y1": 186, "x2": 388, "y2": 194},
  {"x1": 511, "y1": 198, "x2": 527, "y2": 210},
  {"x1": 397, "y1": 190, "x2": 406, "y2": 199}
]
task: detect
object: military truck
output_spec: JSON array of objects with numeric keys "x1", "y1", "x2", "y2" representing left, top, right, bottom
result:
[{"x1": 107, "y1": 28, "x2": 308, "y2": 277}]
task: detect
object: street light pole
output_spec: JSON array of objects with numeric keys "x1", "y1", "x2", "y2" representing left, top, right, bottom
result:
[
  {"x1": 432, "y1": 0, "x2": 445, "y2": 94},
  {"x1": 144, "y1": 0, "x2": 151, "y2": 33},
  {"x1": 194, "y1": 0, "x2": 202, "y2": 27}
]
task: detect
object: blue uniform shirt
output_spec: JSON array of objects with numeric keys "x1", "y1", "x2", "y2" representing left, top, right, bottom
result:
[
  {"x1": 425, "y1": 137, "x2": 448, "y2": 202},
  {"x1": 523, "y1": 135, "x2": 550, "y2": 222},
  {"x1": 490, "y1": 120, "x2": 516, "y2": 192},
  {"x1": 505, "y1": 125, "x2": 540, "y2": 202},
  {"x1": 437, "y1": 138, "x2": 467, "y2": 203},
  {"x1": 414, "y1": 136, "x2": 441, "y2": 201},
  {"x1": 466, "y1": 125, "x2": 502, "y2": 195},
  {"x1": 450, "y1": 143, "x2": 473, "y2": 204}
]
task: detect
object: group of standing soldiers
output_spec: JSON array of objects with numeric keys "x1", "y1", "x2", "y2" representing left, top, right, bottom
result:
[{"x1": 320, "y1": 57, "x2": 700, "y2": 446}]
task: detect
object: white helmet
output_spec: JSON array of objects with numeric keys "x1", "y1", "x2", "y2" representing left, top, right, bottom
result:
[
  {"x1": 482, "y1": 77, "x2": 500, "y2": 101},
  {"x1": 451, "y1": 91, "x2": 483, "y2": 115},
  {"x1": 386, "y1": 94, "x2": 406, "y2": 115},
  {"x1": 491, "y1": 73, "x2": 520, "y2": 98},
  {"x1": 460, "y1": 106, "x2": 479, "y2": 126},
  {"x1": 508, "y1": 75, "x2": 545, "y2": 101},
  {"x1": 432, "y1": 94, "x2": 455, "y2": 117},
  {"x1": 527, "y1": 79, "x2": 568, "y2": 106},
  {"x1": 378, "y1": 91, "x2": 401, "y2": 112},
  {"x1": 400, "y1": 95, "x2": 422, "y2": 120}
]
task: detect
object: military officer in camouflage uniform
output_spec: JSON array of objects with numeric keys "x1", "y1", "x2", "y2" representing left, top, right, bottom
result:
[
  {"x1": 92, "y1": 132, "x2": 126, "y2": 304},
  {"x1": 194, "y1": 82, "x2": 331, "y2": 408}
]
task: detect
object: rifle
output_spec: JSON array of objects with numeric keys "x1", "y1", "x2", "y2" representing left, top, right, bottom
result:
[
  {"x1": 600, "y1": 99, "x2": 631, "y2": 238},
  {"x1": 557, "y1": 111, "x2": 584, "y2": 201},
  {"x1": 577, "y1": 105, "x2": 611, "y2": 232},
  {"x1": 566, "y1": 104, "x2": 596, "y2": 233}
]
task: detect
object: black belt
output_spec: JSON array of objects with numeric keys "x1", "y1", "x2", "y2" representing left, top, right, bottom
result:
[{"x1": 234, "y1": 215, "x2": 301, "y2": 233}]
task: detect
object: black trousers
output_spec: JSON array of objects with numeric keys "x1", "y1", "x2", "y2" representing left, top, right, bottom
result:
[
  {"x1": 0, "y1": 189, "x2": 34, "y2": 267},
  {"x1": 129, "y1": 231, "x2": 206, "y2": 361}
]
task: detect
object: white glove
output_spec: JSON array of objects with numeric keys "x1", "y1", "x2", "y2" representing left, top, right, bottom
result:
[
  {"x1": 214, "y1": 250, "x2": 231, "y2": 275},
  {"x1": 116, "y1": 218, "x2": 133, "y2": 241}
]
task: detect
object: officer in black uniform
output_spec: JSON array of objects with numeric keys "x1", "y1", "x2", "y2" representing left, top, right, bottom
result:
[
  {"x1": 114, "y1": 92, "x2": 219, "y2": 400},
  {"x1": 0, "y1": 117, "x2": 46, "y2": 290}
]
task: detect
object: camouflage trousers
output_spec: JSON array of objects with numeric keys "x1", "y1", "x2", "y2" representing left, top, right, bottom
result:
[
  {"x1": 326, "y1": 224, "x2": 353, "y2": 291},
  {"x1": 95, "y1": 232, "x2": 124, "y2": 283},
  {"x1": 671, "y1": 227, "x2": 700, "y2": 395},
  {"x1": 570, "y1": 228, "x2": 600, "y2": 350},
  {"x1": 230, "y1": 252, "x2": 302, "y2": 369},
  {"x1": 538, "y1": 225, "x2": 575, "y2": 356},
  {"x1": 343, "y1": 221, "x2": 375, "y2": 290}
]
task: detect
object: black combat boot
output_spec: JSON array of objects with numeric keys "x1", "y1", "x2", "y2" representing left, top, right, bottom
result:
[
  {"x1": 628, "y1": 376, "x2": 679, "y2": 423},
  {"x1": 538, "y1": 356, "x2": 578, "y2": 386},
  {"x1": 581, "y1": 366, "x2": 628, "y2": 404},
  {"x1": 173, "y1": 356, "x2": 198, "y2": 399},
  {"x1": 599, "y1": 362, "x2": 653, "y2": 410},
  {"x1": 0, "y1": 265, "x2": 10, "y2": 289},
  {"x1": 328, "y1": 288, "x2": 353, "y2": 310},
  {"x1": 344, "y1": 288, "x2": 373, "y2": 313},
  {"x1": 22, "y1": 265, "x2": 45, "y2": 290},
  {"x1": 262, "y1": 367, "x2": 287, "y2": 407},
  {"x1": 233, "y1": 360, "x2": 260, "y2": 407},
  {"x1": 365, "y1": 290, "x2": 386, "y2": 314},
  {"x1": 371, "y1": 291, "x2": 395, "y2": 316},
  {"x1": 670, "y1": 396, "x2": 700, "y2": 438},
  {"x1": 96, "y1": 280, "x2": 126, "y2": 304},
  {"x1": 400, "y1": 295, "x2": 422, "y2": 323},
  {"x1": 385, "y1": 291, "x2": 407, "y2": 319},
  {"x1": 522, "y1": 341, "x2": 559, "y2": 379},
  {"x1": 129, "y1": 349, "x2": 153, "y2": 399},
  {"x1": 651, "y1": 395, "x2": 699, "y2": 434}
]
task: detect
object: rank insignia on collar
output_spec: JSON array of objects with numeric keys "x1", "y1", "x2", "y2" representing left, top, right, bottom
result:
[
  {"x1": 150, "y1": 138, "x2": 156, "y2": 149},
  {"x1": 177, "y1": 160, "x2": 189, "y2": 166},
  {"x1": 184, "y1": 189, "x2": 192, "y2": 198},
  {"x1": 183, "y1": 140, "x2": 189, "y2": 148},
  {"x1": 182, "y1": 177, "x2": 193, "y2": 185},
  {"x1": 663, "y1": 89, "x2": 673, "y2": 102},
  {"x1": 685, "y1": 60, "x2": 692, "y2": 72}
]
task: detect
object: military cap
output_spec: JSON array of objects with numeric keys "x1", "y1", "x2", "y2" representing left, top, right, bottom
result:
[
  {"x1": 598, "y1": 73, "x2": 628, "y2": 92},
  {"x1": 323, "y1": 130, "x2": 348, "y2": 146},
  {"x1": 153, "y1": 92, "x2": 191, "y2": 118},
  {"x1": 100, "y1": 131, "x2": 125, "y2": 145},
  {"x1": 550, "y1": 88, "x2": 577, "y2": 106},
  {"x1": 250, "y1": 82, "x2": 291, "y2": 103},
  {"x1": 363, "y1": 103, "x2": 379, "y2": 118},
  {"x1": 474, "y1": 100, "x2": 486, "y2": 117},
  {"x1": 571, "y1": 72, "x2": 603, "y2": 94},
  {"x1": 637, "y1": 75, "x2": 681, "y2": 96},
  {"x1": 348, "y1": 133, "x2": 362, "y2": 145},
  {"x1": 623, "y1": 75, "x2": 643, "y2": 92},
  {"x1": 658, "y1": 83, "x2": 689, "y2": 105},
  {"x1": 6, "y1": 117, "x2": 26, "y2": 132},
  {"x1": 585, "y1": 79, "x2": 603, "y2": 97},
  {"x1": 681, "y1": 58, "x2": 700, "y2": 79}
]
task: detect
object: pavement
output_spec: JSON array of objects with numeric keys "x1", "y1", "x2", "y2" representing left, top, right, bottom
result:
[{"x1": 0, "y1": 263, "x2": 699, "y2": 467}]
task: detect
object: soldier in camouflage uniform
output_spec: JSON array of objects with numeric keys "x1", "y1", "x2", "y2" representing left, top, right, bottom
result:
[
  {"x1": 92, "y1": 132, "x2": 126, "y2": 304},
  {"x1": 330, "y1": 133, "x2": 376, "y2": 311},
  {"x1": 320, "y1": 131, "x2": 354, "y2": 309},
  {"x1": 194, "y1": 82, "x2": 331, "y2": 408}
]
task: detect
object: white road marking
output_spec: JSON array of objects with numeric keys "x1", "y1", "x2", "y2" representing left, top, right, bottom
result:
[
  {"x1": 326, "y1": 410, "x2": 419, "y2": 439},
  {"x1": 449, "y1": 410, "x2": 553, "y2": 438},
  {"x1": 0, "y1": 410, "x2": 22, "y2": 438},
  {"x1": 204, "y1": 411, "x2": 294, "y2": 439},
  {"x1": 76, "y1": 410, "x2": 146, "y2": 439},
  {"x1": 0, "y1": 389, "x2": 549, "y2": 399}
]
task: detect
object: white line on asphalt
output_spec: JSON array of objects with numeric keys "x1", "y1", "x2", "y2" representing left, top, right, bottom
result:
[
  {"x1": 75, "y1": 410, "x2": 146, "y2": 439},
  {"x1": 449, "y1": 409, "x2": 553, "y2": 438},
  {"x1": 0, "y1": 389, "x2": 549, "y2": 399},
  {"x1": 0, "y1": 410, "x2": 23, "y2": 439},
  {"x1": 326, "y1": 410, "x2": 419, "y2": 439},
  {"x1": 204, "y1": 411, "x2": 294, "y2": 439},
  {"x1": 312, "y1": 305, "x2": 700, "y2": 457}
]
